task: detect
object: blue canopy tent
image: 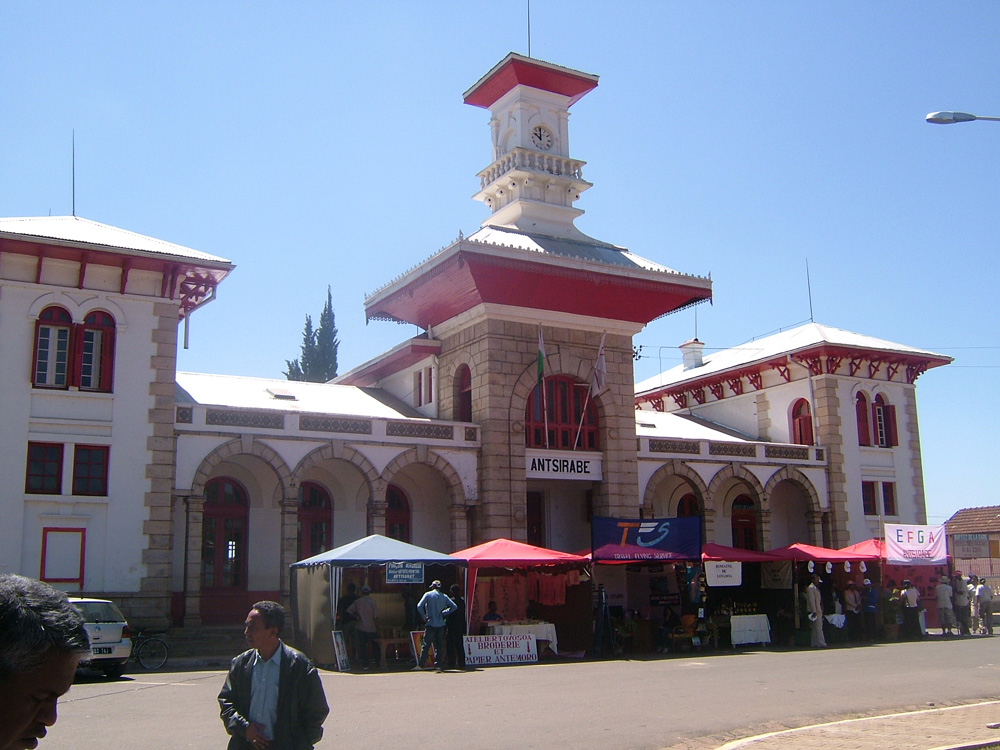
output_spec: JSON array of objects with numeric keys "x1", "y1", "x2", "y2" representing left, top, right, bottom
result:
[{"x1": 289, "y1": 535, "x2": 467, "y2": 666}]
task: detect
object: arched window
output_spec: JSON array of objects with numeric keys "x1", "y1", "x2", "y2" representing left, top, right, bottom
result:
[
  {"x1": 32, "y1": 306, "x2": 116, "y2": 392},
  {"x1": 524, "y1": 374, "x2": 599, "y2": 450},
  {"x1": 33, "y1": 306, "x2": 72, "y2": 388},
  {"x1": 298, "y1": 481, "x2": 332, "y2": 559},
  {"x1": 78, "y1": 311, "x2": 116, "y2": 391},
  {"x1": 731, "y1": 495, "x2": 758, "y2": 551},
  {"x1": 855, "y1": 392, "x2": 871, "y2": 446},
  {"x1": 872, "y1": 394, "x2": 898, "y2": 448},
  {"x1": 455, "y1": 365, "x2": 472, "y2": 422},
  {"x1": 677, "y1": 493, "x2": 700, "y2": 517},
  {"x1": 384, "y1": 484, "x2": 411, "y2": 543},
  {"x1": 790, "y1": 399, "x2": 814, "y2": 446},
  {"x1": 202, "y1": 477, "x2": 248, "y2": 590}
]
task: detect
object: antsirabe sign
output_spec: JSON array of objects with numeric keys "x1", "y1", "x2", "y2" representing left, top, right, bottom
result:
[{"x1": 525, "y1": 449, "x2": 602, "y2": 481}]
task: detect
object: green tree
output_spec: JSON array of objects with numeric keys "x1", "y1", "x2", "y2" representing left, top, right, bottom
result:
[{"x1": 285, "y1": 287, "x2": 339, "y2": 382}]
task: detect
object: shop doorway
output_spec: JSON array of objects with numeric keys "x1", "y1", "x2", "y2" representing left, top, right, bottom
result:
[{"x1": 527, "y1": 491, "x2": 545, "y2": 547}]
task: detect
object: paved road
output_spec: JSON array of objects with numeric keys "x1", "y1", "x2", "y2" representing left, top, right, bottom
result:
[{"x1": 56, "y1": 638, "x2": 1000, "y2": 750}]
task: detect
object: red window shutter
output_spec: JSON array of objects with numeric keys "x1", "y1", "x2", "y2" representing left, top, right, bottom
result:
[
  {"x1": 856, "y1": 396, "x2": 871, "y2": 446},
  {"x1": 886, "y1": 405, "x2": 898, "y2": 447}
]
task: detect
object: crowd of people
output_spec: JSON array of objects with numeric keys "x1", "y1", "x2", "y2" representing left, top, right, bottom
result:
[{"x1": 895, "y1": 572, "x2": 994, "y2": 640}]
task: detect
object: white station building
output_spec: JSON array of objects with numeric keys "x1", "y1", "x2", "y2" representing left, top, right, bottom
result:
[{"x1": 0, "y1": 53, "x2": 950, "y2": 626}]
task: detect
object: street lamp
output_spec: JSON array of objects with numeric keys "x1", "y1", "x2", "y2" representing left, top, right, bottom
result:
[{"x1": 926, "y1": 111, "x2": 1000, "y2": 124}]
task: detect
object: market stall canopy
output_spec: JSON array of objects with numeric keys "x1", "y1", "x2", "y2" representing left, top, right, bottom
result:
[
  {"x1": 838, "y1": 538, "x2": 885, "y2": 558},
  {"x1": 701, "y1": 543, "x2": 784, "y2": 563},
  {"x1": 291, "y1": 534, "x2": 467, "y2": 568},
  {"x1": 452, "y1": 538, "x2": 589, "y2": 568},
  {"x1": 765, "y1": 542, "x2": 878, "y2": 562}
]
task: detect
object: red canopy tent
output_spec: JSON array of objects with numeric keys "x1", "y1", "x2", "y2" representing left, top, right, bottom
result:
[
  {"x1": 450, "y1": 539, "x2": 590, "y2": 641},
  {"x1": 701, "y1": 543, "x2": 784, "y2": 563},
  {"x1": 766, "y1": 542, "x2": 878, "y2": 562},
  {"x1": 839, "y1": 538, "x2": 885, "y2": 558}
]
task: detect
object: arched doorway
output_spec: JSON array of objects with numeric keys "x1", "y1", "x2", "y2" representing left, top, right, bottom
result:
[
  {"x1": 731, "y1": 495, "x2": 759, "y2": 550},
  {"x1": 384, "y1": 484, "x2": 411, "y2": 543},
  {"x1": 298, "y1": 481, "x2": 333, "y2": 559},
  {"x1": 201, "y1": 477, "x2": 249, "y2": 622}
]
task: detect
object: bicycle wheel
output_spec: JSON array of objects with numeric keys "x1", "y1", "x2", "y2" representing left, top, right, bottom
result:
[{"x1": 136, "y1": 638, "x2": 169, "y2": 670}]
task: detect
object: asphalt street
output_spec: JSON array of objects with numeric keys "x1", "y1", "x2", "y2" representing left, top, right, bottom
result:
[{"x1": 55, "y1": 638, "x2": 1000, "y2": 750}]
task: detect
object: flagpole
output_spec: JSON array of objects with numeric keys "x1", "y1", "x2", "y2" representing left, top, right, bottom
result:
[
  {"x1": 538, "y1": 324, "x2": 549, "y2": 449},
  {"x1": 574, "y1": 333, "x2": 607, "y2": 450}
]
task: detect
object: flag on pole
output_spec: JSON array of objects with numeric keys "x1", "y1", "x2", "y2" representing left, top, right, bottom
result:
[
  {"x1": 591, "y1": 332, "x2": 607, "y2": 396},
  {"x1": 537, "y1": 325, "x2": 546, "y2": 386}
]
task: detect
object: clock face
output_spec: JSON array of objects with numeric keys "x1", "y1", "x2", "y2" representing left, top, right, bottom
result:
[{"x1": 531, "y1": 125, "x2": 553, "y2": 151}]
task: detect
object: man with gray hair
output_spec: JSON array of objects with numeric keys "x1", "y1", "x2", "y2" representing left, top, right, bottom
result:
[{"x1": 0, "y1": 574, "x2": 90, "y2": 750}]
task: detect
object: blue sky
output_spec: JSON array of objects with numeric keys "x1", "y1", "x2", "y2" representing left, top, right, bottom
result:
[{"x1": 3, "y1": 3, "x2": 998, "y2": 526}]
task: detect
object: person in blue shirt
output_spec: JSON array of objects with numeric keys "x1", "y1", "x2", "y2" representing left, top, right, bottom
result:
[
  {"x1": 862, "y1": 578, "x2": 880, "y2": 642},
  {"x1": 414, "y1": 581, "x2": 456, "y2": 672}
]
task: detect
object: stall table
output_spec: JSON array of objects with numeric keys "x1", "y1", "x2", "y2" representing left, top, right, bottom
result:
[
  {"x1": 487, "y1": 622, "x2": 558, "y2": 655},
  {"x1": 730, "y1": 614, "x2": 770, "y2": 646}
]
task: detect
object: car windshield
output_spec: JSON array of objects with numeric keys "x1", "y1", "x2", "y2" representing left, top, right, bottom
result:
[{"x1": 72, "y1": 600, "x2": 126, "y2": 623}]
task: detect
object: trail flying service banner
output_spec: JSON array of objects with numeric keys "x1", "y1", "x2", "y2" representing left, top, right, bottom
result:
[
  {"x1": 885, "y1": 524, "x2": 947, "y2": 565},
  {"x1": 591, "y1": 516, "x2": 701, "y2": 562}
]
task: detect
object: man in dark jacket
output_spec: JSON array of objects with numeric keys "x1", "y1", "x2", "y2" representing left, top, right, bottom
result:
[
  {"x1": 445, "y1": 583, "x2": 467, "y2": 670},
  {"x1": 219, "y1": 601, "x2": 329, "y2": 750}
]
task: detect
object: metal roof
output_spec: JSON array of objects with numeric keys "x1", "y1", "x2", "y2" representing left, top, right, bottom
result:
[
  {"x1": 636, "y1": 322, "x2": 952, "y2": 394},
  {"x1": 176, "y1": 372, "x2": 426, "y2": 420},
  {"x1": 0, "y1": 216, "x2": 231, "y2": 265}
]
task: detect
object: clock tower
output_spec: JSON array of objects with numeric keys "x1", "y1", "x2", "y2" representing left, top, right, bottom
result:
[{"x1": 463, "y1": 53, "x2": 599, "y2": 240}]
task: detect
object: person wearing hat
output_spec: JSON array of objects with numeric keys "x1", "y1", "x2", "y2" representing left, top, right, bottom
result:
[
  {"x1": 805, "y1": 574, "x2": 826, "y2": 648},
  {"x1": 935, "y1": 574, "x2": 956, "y2": 636},
  {"x1": 347, "y1": 584, "x2": 379, "y2": 669},
  {"x1": 415, "y1": 581, "x2": 457, "y2": 671},
  {"x1": 900, "y1": 579, "x2": 922, "y2": 640},
  {"x1": 861, "y1": 579, "x2": 879, "y2": 641},
  {"x1": 975, "y1": 577, "x2": 994, "y2": 635}
]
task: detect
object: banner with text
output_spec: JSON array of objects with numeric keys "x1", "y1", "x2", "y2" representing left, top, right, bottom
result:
[
  {"x1": 705, "y1": 561, "x2": 741, "y2": 587},
  {"x1": 591, "y1": 516, "x2": 701, "y2": 562},
  {"x1": 526, "y1": 449, "x2": 602, "y2": 481},
  {"x1": 463, "y1": 633, "x2": 538, "y2": 666},
  {"x1": 885, "y1": 524, "x2": 947, "y2": 565}
]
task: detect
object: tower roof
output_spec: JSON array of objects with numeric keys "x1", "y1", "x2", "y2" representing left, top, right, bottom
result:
[{"x1": 463, "y1": 53, "x2": 598, "y2": 109}]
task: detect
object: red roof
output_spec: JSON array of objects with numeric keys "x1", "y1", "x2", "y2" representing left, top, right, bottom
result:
[
  {"x1": 839, "y1": 539, "x2": 886, "y2": 558},
  {"x1": 463, "y1": 54, "x2": 598, "y2": 109},
  {"x1": 365, "y1": 247, "x2": 711, "y2": 328},
  {"x1": 946, "y1": 506, "x2": 1000, "y2": 535},
  {"x1": 451, "y1": 538, "x2": 589, "y2": 568}
]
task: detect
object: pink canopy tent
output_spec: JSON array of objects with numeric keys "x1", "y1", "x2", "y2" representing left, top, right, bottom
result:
[
  {"x1": 701, "y1": 543, "x2": 784, "y2": 563},
  {"x1": 450, "y1": 539, "x2": 590, "y2": 630},
  {"x1": 766, "y1": 542, "x2": 878, "y2": 562},
  {"x1": 839, "y1": 538, "x2": 885, "y2": 558}
]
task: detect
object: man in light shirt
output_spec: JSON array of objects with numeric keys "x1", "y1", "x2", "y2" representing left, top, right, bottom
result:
[
  {"x1": 976, "y1": 579, "x2": 994, "y2": 636},
  {"x1": 219, "y1": 600, "x2": 329, "y2": 750}
]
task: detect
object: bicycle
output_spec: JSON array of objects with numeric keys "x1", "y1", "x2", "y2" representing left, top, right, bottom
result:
[{"x1": 130, "y1": 629, "x2": 170, "y2": 670}]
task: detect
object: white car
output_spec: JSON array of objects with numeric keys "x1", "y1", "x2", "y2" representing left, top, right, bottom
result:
[{"x1": 69, "y1": 597, "x2": 132, "y2": 678}]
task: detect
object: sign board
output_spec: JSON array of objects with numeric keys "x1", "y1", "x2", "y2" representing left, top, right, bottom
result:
[
  {"x1": 526, "y1": 449, "x2": 602, "y2": 481},
  {"x1": 386, "y1": 561, "x2": 424, "y2": 584},
  {"x1": 332, "y1": 631, "x2": 350, "y2": 672},
  {"x1": 705, "y1": 561, "x2": 742, "y2": 587},
  {"x1": 591, "y1": 516, "x2": 702, "y2": 562},
  {"x1": 885, "y1": 524, "x2": 947, "y2": 565},
  {"x1": 463, "y1": 633, "x2": 538, "y2": 666},
  {"x1": 952, "y1": 534, "x2": 990, "y2": 559}
]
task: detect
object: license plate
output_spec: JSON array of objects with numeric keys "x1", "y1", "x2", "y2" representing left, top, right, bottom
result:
[{"x1": 93, "y1": 647, "x2": 112, "y2": 655}]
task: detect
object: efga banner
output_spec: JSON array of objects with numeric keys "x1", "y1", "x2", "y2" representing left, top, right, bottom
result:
[
  {"x1": 885, "y1": 524, "x2": 947, "y2": 565},
  {"x1": 591, "y1": 516, "x2": 701, "y2": 561}
]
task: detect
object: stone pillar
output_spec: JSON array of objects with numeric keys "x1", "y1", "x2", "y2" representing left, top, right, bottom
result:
[
  {"x1": 759, "y1": 509, "x2": 772, "y2": 550},
  {"x1": 279, "y1": 494, "x2": 299, "y2": 610},
  {"x1": 368, "y1": 478, "x2": 388, "y2": 535},
  {"x1": 182, "y1": 496, "x2": 205, "y2": 627},
  {"x1": 807, "y1": 510, "x2": 825, "y2": 547},
  {"x1": 140, "y1": 303, "x2": 183, "y2": 627},
  {"x1": 755, "y1": 391, "x2": 771, "y2": 441},
  {"x1": 902, "y1": 387, "x2": 928, "y2": 524},
  {"x1": 449, "y1": 503, "x2": 469, "y2": 551},
  {"x1": 811, "y1": 375, "x2": 850, "y2": 547},
  {"x1": 701, "y1": 507, "x2": 716, "y2": 544}
]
